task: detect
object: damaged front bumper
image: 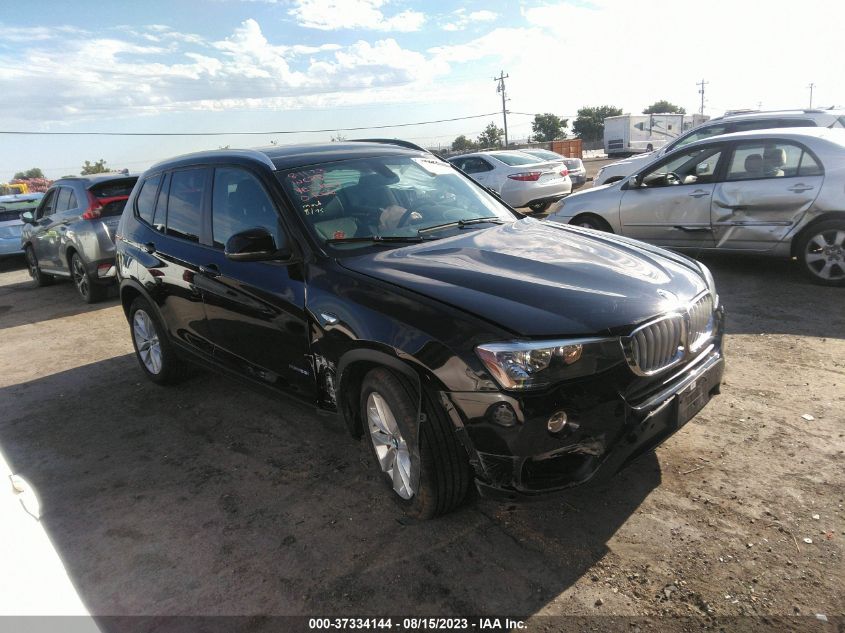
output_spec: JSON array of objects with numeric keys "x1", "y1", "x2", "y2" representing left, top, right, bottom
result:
[{"x1": 441, "y1": 339, "x2": 725, "y2": 500}]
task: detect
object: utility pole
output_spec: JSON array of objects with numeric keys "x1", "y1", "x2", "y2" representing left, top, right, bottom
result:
[
  {"x1": 808, "y1": 83, "x2": 815, "y2": 108},
  {"x1": 696, "y1": 79, "x2": 709, "y2": 115},
  {"x1": 493, "y1": 70, "x2": 509, "y2": 147}
]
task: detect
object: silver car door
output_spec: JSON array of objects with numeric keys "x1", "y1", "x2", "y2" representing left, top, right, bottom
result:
[
  {"x1": 619, "y1": 145, "x2": 724, "y2": 248},
  {"x1": 32, "y1": 188, "x2": 60, "y2": 268},
  {"x1": 712, "y1": 140, "x2": 824, "y2": 251}
]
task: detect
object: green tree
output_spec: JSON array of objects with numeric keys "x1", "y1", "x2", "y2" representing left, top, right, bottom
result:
[
  {"x1": 531, "y1": 113, "x2": 569, "y2": 142},
  {"x1": 572, "y1": 105, "x2": 624, "y2": 143},
  {"x1": 477, "y1": 122, "x2": 504, "y2": 148},
  {"x1": 13, "y1": 167, "x2": 45, "y2": 180},
  {"x1": 643, "y1": 100, "x2": 686, "y2": 114},
  {"x1": 81, "y1": 159, "x2": 109, "y2": 175},
  {"x1": 451, "y1": 134, "x2": 477, "y2": 152}
]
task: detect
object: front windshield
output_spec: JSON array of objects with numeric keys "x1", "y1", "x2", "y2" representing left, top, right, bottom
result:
[{"x1": 279, "y1": 154, "x2": 516, "y2": 250}]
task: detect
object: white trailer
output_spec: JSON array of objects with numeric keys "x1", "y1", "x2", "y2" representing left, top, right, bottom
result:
[{"x1": 604, "y1": 113, "x2": 709, "y2": 156}]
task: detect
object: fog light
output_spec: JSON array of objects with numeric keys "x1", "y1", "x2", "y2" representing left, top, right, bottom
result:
[
  {"x1": 489, "y1": 403, "x2": 517, "y2": 427},
  {"x1": 547, "y1": 410, "x2": 568, "y2": 433}
]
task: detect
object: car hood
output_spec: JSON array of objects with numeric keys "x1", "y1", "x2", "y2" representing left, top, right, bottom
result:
[{"x1": 339, "y1": 219, "x2": 707, "y2": 337}]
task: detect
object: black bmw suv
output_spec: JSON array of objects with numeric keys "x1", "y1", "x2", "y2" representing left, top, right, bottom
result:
[{"x1": 116, "y1": 140, "x2": 725, "y2": 518}]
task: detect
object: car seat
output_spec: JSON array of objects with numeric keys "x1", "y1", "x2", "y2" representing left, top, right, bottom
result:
[
  {"x1": 762, "y1": 147, "x2": 786, "y2": 177},
  {"x1": 743, "y1": 154, "x2": 764, "y2": 179}
]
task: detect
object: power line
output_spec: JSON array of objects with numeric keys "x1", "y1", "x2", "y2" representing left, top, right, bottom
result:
[{"x1": 0, "y1": 112, "x2": 512, "y2": 137}]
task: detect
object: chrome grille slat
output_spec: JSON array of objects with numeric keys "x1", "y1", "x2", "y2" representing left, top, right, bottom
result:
[{"x1": 623, "y1": 292, "x2": 717, "y2": 376}]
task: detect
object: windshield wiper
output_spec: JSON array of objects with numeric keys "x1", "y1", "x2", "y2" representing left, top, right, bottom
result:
[
  {"x1": 325, "y1": 235, "x2": 428, "y2": 245},
  {"x1": 417, "y1": 217, "x2": 504, "y2": 234}
]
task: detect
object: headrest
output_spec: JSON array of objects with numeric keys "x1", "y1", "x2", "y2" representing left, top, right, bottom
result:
[
  {"x1": 744, "y1": 153, "x2": 763, "y2": 172},
  {"x1": 763, "y1": 147, "x2": 786, "y2": 167}
]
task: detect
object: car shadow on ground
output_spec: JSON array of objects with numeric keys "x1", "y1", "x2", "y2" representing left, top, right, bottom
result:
[
  {"x1": 0, "y1": 354, "x2": 660, "y2": 619},
  {"x1": 0, "y1": 273, "x2": 119, "y2": 331},
  {"x1": 697, "y1": 253, "x2": 845, "y2": 340}
]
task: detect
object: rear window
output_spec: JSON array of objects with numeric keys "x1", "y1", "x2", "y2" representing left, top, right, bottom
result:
[
  {"x1": 89, "y1": 178, "x2": 137, "y2": 199},
  {"x1": 493, "y1": 152, "x2": 544, "y2": 166},
  {"x1": 563, "y1": 159, "x2": 582, "y2": 169},
  {"x1": 526, "y1": 149, "x2": 562, "y2": 161}
]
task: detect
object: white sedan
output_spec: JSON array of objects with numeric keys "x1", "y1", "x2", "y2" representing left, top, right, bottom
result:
[{"x1": 448, "y1": 151, "x2": 572, "y2": 212}]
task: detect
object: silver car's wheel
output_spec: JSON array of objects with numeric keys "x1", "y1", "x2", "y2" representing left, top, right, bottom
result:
[
  {"x1": 804, "y1": 229, "x2": 845, "y2": 282},
  {"x1": 133, "y1": 309, "x2": 163, "y2": 375},
  {"x1": 72, "y1": 254, "x2": 89, "y2": 299},
  {"x1": 366, "y1": 392, "x2": 414, "y2": 500}
]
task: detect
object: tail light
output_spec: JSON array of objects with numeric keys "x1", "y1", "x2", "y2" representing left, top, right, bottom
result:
[
  {"x1": 82, "y1": 192, "x2": 102, "y2": 220},
  {"x1": 507, "y1": 171, "x2": 542, "y2": 182},
  {"x1": 559, "y1": 168, "x2": 569, "y2": 177}
]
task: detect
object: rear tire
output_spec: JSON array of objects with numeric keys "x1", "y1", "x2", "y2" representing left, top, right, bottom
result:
[
  {"x1": 360, "y1": 367, "x2": 470, "y2": 519},
  {"x1": 25, "y1": 246, "x2": 54, "y2": 287},
  {"x1": 796, "y1": 219, "x2": 845, "y2": 286},
  {"x1": 71, "y1": 253, "x2": 106, "y2": 303},
  {"x1": 527, "y1": 201, "x2": 551, "y2": 214},
  {"x1": 129, "y1": 296, "x2": 187, "y2": 385}
]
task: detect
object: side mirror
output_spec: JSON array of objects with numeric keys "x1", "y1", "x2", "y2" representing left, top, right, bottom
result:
[
  {"x1": 224, "y1": 228, "x2": 291, "y2": 262},
  {"x1": 629, "y1": 174, "x2": 643, "y2": 188},
  {"x1": 20, "y1": 211, "x2": 35, "y2": 224}
]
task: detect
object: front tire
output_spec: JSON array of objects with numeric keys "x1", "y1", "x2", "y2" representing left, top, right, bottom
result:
[
  {"x1": 571, "y1": 214, "x2": 612, "y2": 232},
  {"x1": 129, "y1": 296, "x2": 186, "y2": 384},
  {"x1": 360, "y1": 368, "x2": 470, "y2": 519},
  {"x1": 71, "y1": 253, "x2": 106, "y2": 303},
  {"x1": 25, "y1": 246, "x2": 54, "y2": 287},
  {"x1": 796, "y1": 220, "x2": 845, "y2": 286}
]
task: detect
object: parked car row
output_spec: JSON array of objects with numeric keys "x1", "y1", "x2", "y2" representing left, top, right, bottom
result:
[{"x1": 549, "y1": 127, "x2": 845, "y2": 286}]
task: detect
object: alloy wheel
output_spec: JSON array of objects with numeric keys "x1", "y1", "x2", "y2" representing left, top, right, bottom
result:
[
  {"x1": 72, "y1": 256, "x2": 89, "y2": 299},
  {"x1": 133, "y1": 309, "x2": 163, "y2": 375},
  {"x1": 804, "y1": 229, "x2": 845, "y2": 281},
  {"x1": 366, "y1": 392, "x2": 414, "y2": 499},
  {"x1": 26, "y1": 248, "x2": 39, "y2": 279}
]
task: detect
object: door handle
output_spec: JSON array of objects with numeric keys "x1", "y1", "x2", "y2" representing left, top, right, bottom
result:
[
  {"x1": 199, "y1": 264, "x2": 221, "y2": 278},
  {"x1": 688, "y1": 190, "x2": 709, "y2": 198},
  {"x1": 787, "y1": 184, "x2": 813, "y2": 193}
]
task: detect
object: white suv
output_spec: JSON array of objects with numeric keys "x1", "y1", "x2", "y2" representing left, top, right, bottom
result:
[{"x1": 594, "y1": 109, "x2": 845, "y2": 186}]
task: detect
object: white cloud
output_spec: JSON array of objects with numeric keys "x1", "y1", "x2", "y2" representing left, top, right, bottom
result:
[
  {"x1": 289, "y1": 0, "x2": 425, "y2": 32},
  {"x1": 442, "y1": 9, "x2": 498, "y2": 31},
  {"x1": 0, "y1": 18, "x2": 452, "y2": 124}
]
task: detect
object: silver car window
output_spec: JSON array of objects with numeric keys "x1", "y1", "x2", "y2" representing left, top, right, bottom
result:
[
  {"x1": 670, "y1": 125, "x2": 729, "y2": 151},
  {"x1": 642, "y1": 147, "x2": 723, "y2": 187},
  {"x1": 726, "y1": 141, "x2": 811, "y2": 181}
]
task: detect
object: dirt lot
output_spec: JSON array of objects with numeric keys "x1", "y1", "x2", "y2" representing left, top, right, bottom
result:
[{"x1": 0, "y1": 239, "x2": 843, "y2": 628}]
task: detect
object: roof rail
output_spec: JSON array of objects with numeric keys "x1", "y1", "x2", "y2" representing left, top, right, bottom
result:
[
  {"x1": 723, "y1": 109, "x2": 760, "y2": 116},
  {"x1": 349, "y1": 138, "x2": 430, "y2": 153}
]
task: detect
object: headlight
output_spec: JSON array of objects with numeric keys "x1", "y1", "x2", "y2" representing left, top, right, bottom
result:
[
  {"x1": 697, "y1": 261, "x2": 719, "y2": 309},
  {"x1": 475, "y1": 338, "x2": 623, "y2": 390}
]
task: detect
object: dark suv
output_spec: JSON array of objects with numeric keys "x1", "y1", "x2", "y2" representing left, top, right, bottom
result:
[
  {"x1": 21, "y1": 174, "x2": 138, "y2": 302},
  {"x1": 116, "y1": 141, "x2": 725, "y2": 518}
]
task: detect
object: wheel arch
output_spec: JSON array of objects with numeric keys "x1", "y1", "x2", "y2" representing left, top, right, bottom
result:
[
  {"x1": 570, "y1": 212, "x2": 614, "y2": 233},
  {"x1": 790, "y1": 211, "x2": 845, "y2": 258},
  {"x1": 335, "y1": 348, "x2": 425, "y2": 439}
]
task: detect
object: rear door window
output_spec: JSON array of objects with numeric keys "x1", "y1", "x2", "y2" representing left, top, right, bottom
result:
[
  {"x1": 135, "y1": 174, "x2": 162, "y2": 226},
  {"x1": 55, "y1": 187, "x2": 72, "y2": 212},
  {"x1": 165, "y1": 168, "x2": 207, "y2": 242},
  {"x1": 725, "y1": 141, "x2": 815, "y2": 181}
]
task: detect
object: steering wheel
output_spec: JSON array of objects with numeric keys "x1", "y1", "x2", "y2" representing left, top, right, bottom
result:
[
  {"x1": 665, "y1": 172, "x2": 682, "y2": 185},
  {"x1": 397, "y1": 208, "x2": 422, "y2": 227}
]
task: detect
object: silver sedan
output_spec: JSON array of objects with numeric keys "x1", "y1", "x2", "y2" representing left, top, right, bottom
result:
[{"x1": 547, "y1": 128, "x2": 845, "y2": 285}]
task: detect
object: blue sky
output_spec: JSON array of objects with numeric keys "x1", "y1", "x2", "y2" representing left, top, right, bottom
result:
[{"x1": 1, "y1": 0, "x2": 843, "y2": 178}]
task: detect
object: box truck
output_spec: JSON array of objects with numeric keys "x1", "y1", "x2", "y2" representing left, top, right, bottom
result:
[{"x1": 603, "y1": 113, "x2": 709, "y2": 156}]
